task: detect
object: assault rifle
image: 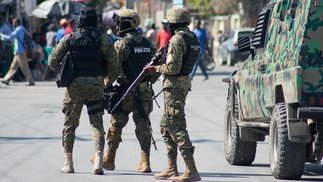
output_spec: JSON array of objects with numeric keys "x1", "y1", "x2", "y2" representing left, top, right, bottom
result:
[
  {"x1": 110, "y1": 46, "x2": 167, "y2": 150},
  {"x1": 110, "y1": 46, "x2": 166, "y2": 113}
]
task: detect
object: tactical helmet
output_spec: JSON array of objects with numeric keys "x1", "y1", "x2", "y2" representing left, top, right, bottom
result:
[
  {"x1": 114, "y1": 9, "x2": 141, "y2": 28},
  {"x1": 79, "y1": 7, "x2": 98, "y2": 27},
  {"x1": 166, "y1": 7, "x2": 190, "y2": 24}
]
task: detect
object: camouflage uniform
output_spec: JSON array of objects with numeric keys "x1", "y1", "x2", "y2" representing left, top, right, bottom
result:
[
  {"x1": 152, "y1": 7, "x2": 201, "y2": 181},
  {"x1": 105, "y1": 31, "x2": 157, "y2": 171},
  {"x1": 49, "y1": 28, "x2": 120, "y2": 154},
  {"x1": 154, "y1": 26, "x2": 195, "y2": 160}
]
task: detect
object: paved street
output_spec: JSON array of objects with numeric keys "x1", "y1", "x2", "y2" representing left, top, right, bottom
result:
[{"x1": 1, "y1": 65, "x2": 323, "y2": 182}]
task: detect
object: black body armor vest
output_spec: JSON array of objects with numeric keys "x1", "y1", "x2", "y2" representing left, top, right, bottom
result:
[
  {"x1": 178, "y1": 32, "x2": 200, "y2": 75},
  {"x1": 123, "y1": 36, "x2": 152, "y2": 82},
  {"x1": 70, "y1": 29, "x2": 105, "y2": 77}
]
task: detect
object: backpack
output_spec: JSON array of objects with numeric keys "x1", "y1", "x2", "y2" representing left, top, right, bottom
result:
[
  {"x1": 55, "y1": 33, "x2": 75, "y2": 88},
  {"x1": 17, "y1": 29, "x2": 34, "y2": 59},
  {"x1": 22, "y1": 31, "x2": 34, "y2": 59}
]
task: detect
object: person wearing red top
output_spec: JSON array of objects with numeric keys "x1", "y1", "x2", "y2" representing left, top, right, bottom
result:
[
  {"x1": 156, "y1": 19, "x2": 171, "y2": 49},
  {"x1": 64, "y1": 19, "x2": 75, "y2": 35}
]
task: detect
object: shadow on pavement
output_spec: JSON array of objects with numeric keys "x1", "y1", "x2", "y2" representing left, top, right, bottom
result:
[
  {"x1": 199, "y1": 172, "x2": 271, "y2": 181},
  {"x1": 302, "y1": 163, "x2": 323, "y2": 181},
  {"x1": 0, "y1": 135, "x2": 91, "y2": 142},
  {"x1": 195, "y1": 71, "x2": 232, "y2": 76}
]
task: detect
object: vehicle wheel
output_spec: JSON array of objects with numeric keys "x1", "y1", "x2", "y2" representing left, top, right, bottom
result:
[
  {"x1": 269, "y1": 103, "x2": 306, "y2": 180},
  {"x1": 226, "y1": 51, "x2": 235, "y2": 66},
  {"x1": 224, "y1": 94, "x2": 257, "y2": 165}
]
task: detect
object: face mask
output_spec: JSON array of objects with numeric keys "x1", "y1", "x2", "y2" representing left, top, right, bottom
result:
[{"x1": 168, "y1": 24, "x2": 175, "y2": 37}]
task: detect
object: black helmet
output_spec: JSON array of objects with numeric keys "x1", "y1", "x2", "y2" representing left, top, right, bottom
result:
[{"x1": 79, "y1": 7, "x2": 98, "y2": 27}]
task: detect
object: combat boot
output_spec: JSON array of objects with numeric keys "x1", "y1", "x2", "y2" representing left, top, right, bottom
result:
[
  {"x1": 90, "y1": 148, "x2": 116, "y2": 170},
  {"x1": 102, "y1": 148, "x2": 116, "y2": 170},
  {"x1": 93, "y1": 151, "x2": 104, "y2": 175},
  {"x1": 171, "y1": 157, "x2": 201, "y2": 182},
  {"x1": 136, "y1": 151, "x2": 151, "y2": 173},
  {"x1": 154, "y1": 157, "x2": 179, "y2": 180},
  {"x1": 61, "y1": 153, "x2": 74, "y2": 173}
]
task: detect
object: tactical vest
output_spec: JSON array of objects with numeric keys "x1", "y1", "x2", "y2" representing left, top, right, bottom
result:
[
  {"x1": 178, "y1": 32, "x2": 200, "y2": 75},
  {"x1": 70, "y1": 29, "x2": 105, "y2": 77},
  {"x1": 123, "y1": 36, "x2": 152, "y2": 82}
]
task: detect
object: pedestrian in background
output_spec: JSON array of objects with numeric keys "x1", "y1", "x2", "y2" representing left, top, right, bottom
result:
[
  {"x1": 44, "y1": 23, "x2": 57, "y2": 80},
  {"x1": 48, "y1": 7, "x2": 121, "y2": 175},
  {"x1": 156, "y1": 19, "x2": 171, "y2": 49},
  {"x1": 55, "y1": 18, "x2": 68, "y2": 43},
  {"x1": 0, "y1": 18, "x2": 14, "y2": 76},
  {"x1": 90, "y1": 9, "x2": 158, "y2": 174},
  {"x1": 146, "y1": 23, "x2": 157, "y2": 46},
  {"x1": 0, "y1": 18, "x2": 35, "y2": 86},
  {"x1": 29, "y1": 33, "x2": 45, "y2": 81},
  {"x1": 0, "y1": 40, "x2": 6, "y2": 77},
  {"x1": 107, "y1": 25, "x2": 118, "y2": 43},
  {"x1": 144, "y1": 7, "x2": 201, "y2": 182},
  {"x1": 64, "y1": 19, "x2": 75, "y2": 35},
  {"x1": 38, "y1": 25, "x2": 47, "y2": 47},
  {"x1": 189, "y1": 19, "x2": 211, "y2": 81},
  {"x1": 0, "y1": 21, "x2": 13, "y2": 35}
]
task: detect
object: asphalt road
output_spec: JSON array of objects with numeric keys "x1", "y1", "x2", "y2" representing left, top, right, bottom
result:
[{"x1": 1, "y1": 65, "x2": 323, "y2": 182}]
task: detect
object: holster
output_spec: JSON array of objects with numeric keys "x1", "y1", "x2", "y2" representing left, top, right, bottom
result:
[{"x1": 104, "y1": 85, "x2": 125, "y2": 114}]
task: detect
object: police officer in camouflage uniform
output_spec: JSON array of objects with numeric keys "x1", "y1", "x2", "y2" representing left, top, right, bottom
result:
[
  {"x1": 144, "y1": 7, "x2": 201, "y2": 181},
  {"x1": 93, "y1": 9, "x2": 157, "y2": 173},
  {"x1": 48, "y1": 7, "x2": 121, "y2": 175}
]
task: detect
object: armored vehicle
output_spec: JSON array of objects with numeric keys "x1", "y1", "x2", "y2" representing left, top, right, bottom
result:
[{"x1": 223, "y1": 0, "x2": 323, "y2": 180}]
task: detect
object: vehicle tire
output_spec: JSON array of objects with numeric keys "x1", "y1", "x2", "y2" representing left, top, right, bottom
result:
[
  {"x1": 269, "y1": 103, "x2": 306, "y2": 180},
  {"x1": 224, "y1": 94, "x2": 257, "y2": 165},
  {"x1": 226, "y1": 51, "x2": 235, "y2": 66}
]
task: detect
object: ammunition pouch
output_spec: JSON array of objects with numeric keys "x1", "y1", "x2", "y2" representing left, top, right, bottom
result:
[
  {"x1": 86, "y1": 99, "x2": 104, "y2": 115},
  {"x1": 104, "y1": 85, "x2": 126, "y2": 114}
]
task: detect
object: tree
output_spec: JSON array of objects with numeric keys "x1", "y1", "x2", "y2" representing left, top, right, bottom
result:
[
  {"x1": 240, "y1": 0, "x2": 264, "y2": 26},
  {"x1": 187, "y1": 0, "x2": 214, "y2": 16},
  {"x1": 210, "y1": 0, "x2": 264, "y2": 26}
]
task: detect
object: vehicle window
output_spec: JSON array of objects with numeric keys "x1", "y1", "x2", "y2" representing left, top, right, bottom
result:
[{"x1": 238, "y1": 31, "x2": 254, "y2": 39}]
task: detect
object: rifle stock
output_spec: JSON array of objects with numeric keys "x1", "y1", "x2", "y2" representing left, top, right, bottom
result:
[{"x1": 110, "y1": 47, "x2": 165, "y2": 113}]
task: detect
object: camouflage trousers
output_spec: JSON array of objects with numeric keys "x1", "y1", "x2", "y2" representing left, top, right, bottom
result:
[
  {"x1": 62, "y1": 78, "x2": 105, "y2": 153},
  {"x1": 160, "y1": 88, "x2": 194, "y2": 159},
  {"x1": 107, "y1": 97, "x2": 153, "y2": 153}
]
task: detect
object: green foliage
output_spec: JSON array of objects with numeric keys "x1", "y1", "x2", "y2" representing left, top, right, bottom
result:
[
  {"x1": 187, "y1": 0, "x2": 213, "y2": 16},
  {"x1": 241, "y1": 0, "x2": 265, "y2": 13},
  {"x1": 213, "y1": 0, "x2": 264, "y2": 15}
]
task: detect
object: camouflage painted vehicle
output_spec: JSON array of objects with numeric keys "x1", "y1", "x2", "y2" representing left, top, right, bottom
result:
[{"x1": 223, "y1": 0, "x2": 323, "y2": 180}]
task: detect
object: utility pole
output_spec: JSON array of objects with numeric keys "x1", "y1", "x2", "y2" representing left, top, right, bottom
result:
[
  {"x1": 162, "y1": 0, "x2": 166, "y2": 18},
  {"x1": 16, "y1": 0, "x2": 21, "y2": 20}
]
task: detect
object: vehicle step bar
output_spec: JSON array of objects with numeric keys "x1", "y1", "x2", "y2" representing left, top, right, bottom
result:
[
  {"x1": 298, "y1": 107, "x2": 323, "y2": 119},
  {"x1": 237, "y1": 121, "x2": 270, "y2": 128}
]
